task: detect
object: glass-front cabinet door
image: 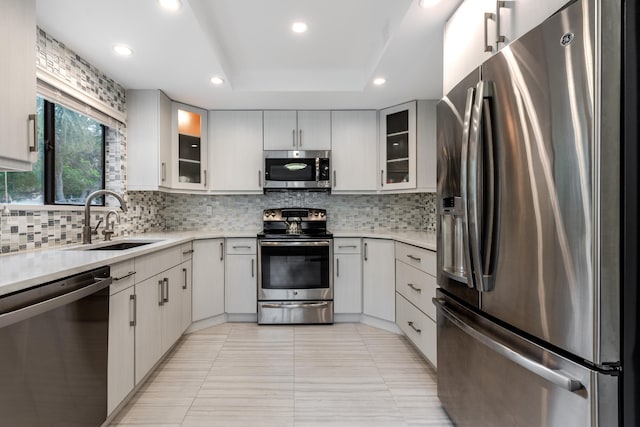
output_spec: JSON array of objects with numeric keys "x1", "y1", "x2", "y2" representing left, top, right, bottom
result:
[
  {"x1": 172, "y1": 102, "x2": 208, "y2": 190},
  {"x1": 379, "y1": 101, "x2": 416, "y2": 190}
]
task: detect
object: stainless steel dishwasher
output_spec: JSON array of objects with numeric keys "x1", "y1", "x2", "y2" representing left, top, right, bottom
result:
[{"x1": 0, "y1": 266, "x2": 111, "y2": 427}]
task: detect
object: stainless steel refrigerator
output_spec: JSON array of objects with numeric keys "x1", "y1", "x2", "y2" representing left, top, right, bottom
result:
[{"x1": 435, "y1": 0, "x2": 622, "y2": 426}]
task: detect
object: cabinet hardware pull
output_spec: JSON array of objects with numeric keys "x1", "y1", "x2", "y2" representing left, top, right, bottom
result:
[
  {"x1": 251, "y1": 258, "x2": 255, "y2": 277},
  {"x1": 292, "y1": 129, "x2": 296, "y2": 147},
  {"x1": 484, "y1": 12, "x2": 495, "y2": 52},
  {"x1": 336, "y1": 258, "x2": 340, "y2": 277},
  {"x1": 158, "y1": 280, "x2": 164, "y2": 306},
  {"x1": 114, "y1": 271, "x2": 136, "y2": 281},
  {"x1": 161, "y1": 162, "x2": 166, "y2": 182},
  {"x1": 407, "y1": 254, "x2": 422, "y2": 262},
  {"x1": 299, "y1": 129, "x2": 303, "y2": 147},
  {"x1": 163, "y1": 277, "x2": 169, "y2": 303},
  {"x1": 258, "y1": 170, "x2": 262, "y2": 188},
  {"x1": 380, "y1": 170, "x2": 384, "y2": 187},
  {"x1": 183, "y1": 268, "x2": 188, "y2": 290},
  {"x1": 408, "y1": 283, "x2": 422, "y2": 293},
  {"x1": 130, "y1": 294, "x2": 137, "y2": 326},
  {"x1": 364, "y1": 242, "x2": 368, "y2": 261},
  {"x1": 338, "y1": 245, "x2": 357, "y2": 249},
  {"x1": 182, "y1": 249, "x2": 194, "y2": 255},
  {"x1": 333, "y1": 170, "x2": 337, "y2": 188},
  {"x1": 28, "y1": 114, "x2": 37, "y2": 152},
  {"x1": 496, "y1": 1, "x2": 506, "y2": 46},
  {"x1": 204, "y1": 170, "x2": 207, "y2": 187},
  {"x1": 233, "y1": 245, "x2": 252, "y2": 249},
  {"x1": 220, "y1": 242, "x2": 224, "y2": 261},
  {"x1": 408, "y1": 321, "x2": 422, "y2": 334}
]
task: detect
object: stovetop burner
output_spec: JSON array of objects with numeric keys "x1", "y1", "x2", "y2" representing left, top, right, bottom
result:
[{"x1": 258, "y1": 208, "x2": 331, "y2": 239}]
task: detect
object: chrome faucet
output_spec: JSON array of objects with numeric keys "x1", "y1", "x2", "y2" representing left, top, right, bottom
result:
[
  {"x1": 102, "y1": 210, "x2": 120, "y2": 241},
  {"x1": 83, "y1": 190, "x2": 127, "y2": 244}
]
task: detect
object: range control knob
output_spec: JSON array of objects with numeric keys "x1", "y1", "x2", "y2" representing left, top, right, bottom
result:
[{"x1": 320, "y1": 212, "x2": 325, "y2": 217}]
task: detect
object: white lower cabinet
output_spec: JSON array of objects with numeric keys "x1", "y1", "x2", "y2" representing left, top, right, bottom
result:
[
  {"x1": 362, "y1": 238, "x2": 395, "y2": 322},
  {"x1": 333, "y1": 238, "x2": 362, "y2": 314},
  {"x1": 134, "y1": 273, "x2": 163, "y2": 385},
  {"x1": 225, "y1": 238, "x2": 257, "y2": 314},
  {"x1": 396, "y1": 292, "x2": 437, "y2": 367},
  {"x1": 192, "y1": 239, "x2": 225, "y2": 321}
]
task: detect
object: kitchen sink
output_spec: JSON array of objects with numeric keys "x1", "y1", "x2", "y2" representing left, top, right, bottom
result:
[{"x1": 66, "y1": 239, "x2": 162, "y2": 251}]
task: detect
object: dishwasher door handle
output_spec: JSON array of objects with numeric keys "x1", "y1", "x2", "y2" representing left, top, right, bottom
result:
[{"x1": 0, "y1": 275, "x2": 112, "y2": 329}]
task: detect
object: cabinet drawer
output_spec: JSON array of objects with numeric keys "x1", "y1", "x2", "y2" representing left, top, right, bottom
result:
[
  {"x1": 396, "y1": 293, "x2": 437, "y2": 368},
  {"x1": 226, "y1": 238, "x2": 256, "y2": 254},
  {"x1": 334, "y1": 238, "x2": 361, "y2": 254},
  {"x1": 395, "y1": 260, "x2": 437, "y2": 321},
  {"x1": 135, "y1": 245, "x2": 182, "y2": 282},
  {"x1": 180, "y1": 241, "x2": 194, "y2": 261},
  {"x1": 395, "y1": 242, "x2": 436, "y2": 275},
  {"x1": 110, "y1": 259, "x2": 136, "y2": 295}
]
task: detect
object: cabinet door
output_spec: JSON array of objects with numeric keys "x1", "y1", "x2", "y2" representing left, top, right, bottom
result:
[
  {"x1": 107, "y1": 287, "x2": 135, "y2": 414},
  {"x1": 362, "y1": 239, "x2": 395, "y2": 322},
  {"x1": 126, "y1": 90, "x2": 171, "y2": 190},
  {"x1": 225, "y1": 254, "x2": 257, "y2": 314},
  {"x1": 192, "y1": 239, "x2": 225, "y2": 321},
  {"x1": 0, "y1": 0, "x2": 36, "y2": 171},
  {"x1": 135, "y1": 274, "x2": 163, "y2": 384},
  {"x1": 263, "y1": 110, "x2": 298, "y2": 150},
  {"x1": 379, "y1": 102, "x2": 416, "y2": 191},
  {"x1": 443, "y1": 0, "x2": 494, "y2": 94},
  {"x1": 161, "y1": 266, "x2": 183, "y2": 354},
  {"x1": 496, "y1": 0, "x2": 569, "y2": 49},
  {"x1": 297, "y1": 111, "x2": 331, "y2": 150},
  {"x1": 331, "y1": 111, "x2": 378, "y2": 192},
  {"x1": 209, "y1": 110, "x2": 263, "y2": 192},
  {"x1": 172, "y1": 103, "x2": 208, "y2": 190},
  {"x1": 334, "y1": 253, "x2": 362, "y2": 314},
  {"x1": 179, "y1": 260, "x2": 192, "y2": 333}
]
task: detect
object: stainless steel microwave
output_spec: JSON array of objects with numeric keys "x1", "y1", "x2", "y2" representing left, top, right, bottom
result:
[{"x1": 263, "y1": 150, "x2": 331, "y2": 191}]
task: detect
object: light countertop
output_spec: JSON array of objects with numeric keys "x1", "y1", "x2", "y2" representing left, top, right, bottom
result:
[{"x1": 0, "y1": 230, "x2": 435, "y2": 297}]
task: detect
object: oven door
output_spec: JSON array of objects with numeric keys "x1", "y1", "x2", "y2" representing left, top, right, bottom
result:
[{"x1": 258, "y1": 239, "x2": 333, "y2": 301}]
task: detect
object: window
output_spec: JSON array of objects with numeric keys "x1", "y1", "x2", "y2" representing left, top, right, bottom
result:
[{"x1": 0, "y1": 97, "x2": 106, "y2": 206}]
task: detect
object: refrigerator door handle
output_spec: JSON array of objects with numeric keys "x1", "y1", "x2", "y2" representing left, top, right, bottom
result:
[
  {"x1": 467, "y1": 80, "x2": 496, "y2": 292},
  {"x1": 460, "y1": 87, "x2": 476, "y2": 289},
  {"x1": 433, "y1": 298, "x2": 584, "y2": 392}
]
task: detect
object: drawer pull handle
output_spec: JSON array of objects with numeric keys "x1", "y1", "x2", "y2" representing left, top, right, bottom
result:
[
  {"x1": 408, "y1": 321, "x2": 422, "y2": 334},
  {"x1": 233, "y1": 245, "x2": 252, "y2": 249},
  {"x1": 114, "y1": 271, "x2": 136, "y2": 281},
  {"x1": 182, "y1": 249, "x2": 194, "y2": 255},
  {"x1": 407, "y1": 254, "x2": 422, "y2": 262},
  {"x1": 338, "y1": 245, "x2": 357, "y2": 249},
  {"x1": 407, "y1": 283, "x2": 422, "y2": 293}
]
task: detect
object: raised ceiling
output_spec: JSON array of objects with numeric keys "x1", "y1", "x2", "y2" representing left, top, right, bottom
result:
[{"x1": 35, "y1": 0, "x2": 459, "y2": 110}]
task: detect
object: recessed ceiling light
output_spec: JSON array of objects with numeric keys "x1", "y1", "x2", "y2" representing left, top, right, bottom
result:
[
  {"x1": 373, "y1": 77, "x2": 386, "y2": 86},
  {"x1": 210, "y1": 76, "x2": 224, "y2": 85},
  {"x1": 292, "y1": 22, "x2": 308, "y2": 33},
  {"x1": 158, "y1": 0, "x2": 182, "y2": 11},
  {"x1": 419, "y1": 0, "x2": 440, "y2": 8},
  {"x1": 113, "y1": 44, "x2": 133, "y2": 56}
]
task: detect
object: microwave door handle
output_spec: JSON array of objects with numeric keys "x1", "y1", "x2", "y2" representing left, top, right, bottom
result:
[{"x1": 460, "y1": 86, "x2": 476, "y2": 289}]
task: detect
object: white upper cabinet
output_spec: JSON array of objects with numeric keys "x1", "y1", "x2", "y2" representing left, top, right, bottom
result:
[
  {"x1": 264, "y1": 110, "x2": 331, "y2": 151},
  {"x1": 379, "y1": 101, "x2": 417, "y2": 191},
  {"x1": 331, "y1": 111, "x2": 378, "y2": 193},
  {"x1": 126, "y1": 90, "x2": 172, "y2": 191},
  {"x1": 0, "y1": 0, "x2": 37, "y2": 171},
  {"x1": 444, "y1": 0, "x2": 572, "y2": 93},
  {"x1": 208, "y1": 110, "x2": 263, "y2": 193},
  {"x1": 172, "y1": 103, "x2": 208, "y2": 191}
]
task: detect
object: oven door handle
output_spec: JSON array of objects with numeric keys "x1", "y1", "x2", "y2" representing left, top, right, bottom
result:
[
  {"x1": 259, "y1": 241, "x2": 331, "y2": 247},
  {"x1": 261, "y1": 302, "x2": 330, "y2": 309}
]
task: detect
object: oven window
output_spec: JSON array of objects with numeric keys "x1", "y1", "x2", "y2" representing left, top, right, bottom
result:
[
  {"x1": 261, "y1": 244, "x2": 329, "y2": 289},
  {"x1": 265, "y1": 158, "x2": 315, "y2": 181}
]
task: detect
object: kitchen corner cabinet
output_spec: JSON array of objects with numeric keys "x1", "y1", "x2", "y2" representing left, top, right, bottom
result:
[
  {"x1": 331, "y1": 111, "x2": 378, "y2": 192},
  {"x1": 263, "y1": 110, "x2": 331, "y2": 151},
  {"x1": 333, "y1": 238, "x2": 363, "y2": 314},
  {"x1": 362, "y1": 238, "x2": 395, "y2": 322},
  {"x1": 225, "y1": 238, "x2": 257, "y2": 314},
  {"x1": 192, "y1": 239, "x2": 225, "y2": 321},
  {"x1": 208, "y1": 110, "x2": 263, "y2": 193},
  {"x1": 126, "y1": 89, "x2": 172, "y2": 191},
  {"x1": 379, "y1": 102, "x2": 416, "y2": 191},
  {"x1": 0, "y1": 0, "x2": 37, "y2": 171},
  {"x1": 172, "y1": 103, "x2": 208, "y2": 190}
]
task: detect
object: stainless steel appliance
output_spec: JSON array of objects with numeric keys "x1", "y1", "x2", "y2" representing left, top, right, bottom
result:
[
  {"x1": 263, "y1": 150, "x2": 331, "y2": 191},
  {"x1": 258, "y1": 208, "x2": 333, "y2": 324},
  {"x1": 435, "y1": 0, "x2": 621, "y2": 426},
  {"x1": 0, "y1": 266, "x2": 112, "y2": 426}
]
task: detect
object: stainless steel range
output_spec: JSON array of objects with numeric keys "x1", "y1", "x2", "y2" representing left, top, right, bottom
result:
[{"x1": 257, "y1": 208, "x2": 333, "y2": 324}]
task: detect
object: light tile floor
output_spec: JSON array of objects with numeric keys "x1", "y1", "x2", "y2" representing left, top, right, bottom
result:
[{"x1": 110, "y1": 323, "x2": 453, "y2": 426}]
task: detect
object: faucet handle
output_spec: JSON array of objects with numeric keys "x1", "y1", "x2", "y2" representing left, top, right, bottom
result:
[{"x1": 92, "y1": 219, "x2": 103, "y2": 234}]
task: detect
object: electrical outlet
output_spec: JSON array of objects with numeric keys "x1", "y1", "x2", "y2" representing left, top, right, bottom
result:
[{"x1": 206, "y1": 205, "x2": 212, "y2": 215}]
